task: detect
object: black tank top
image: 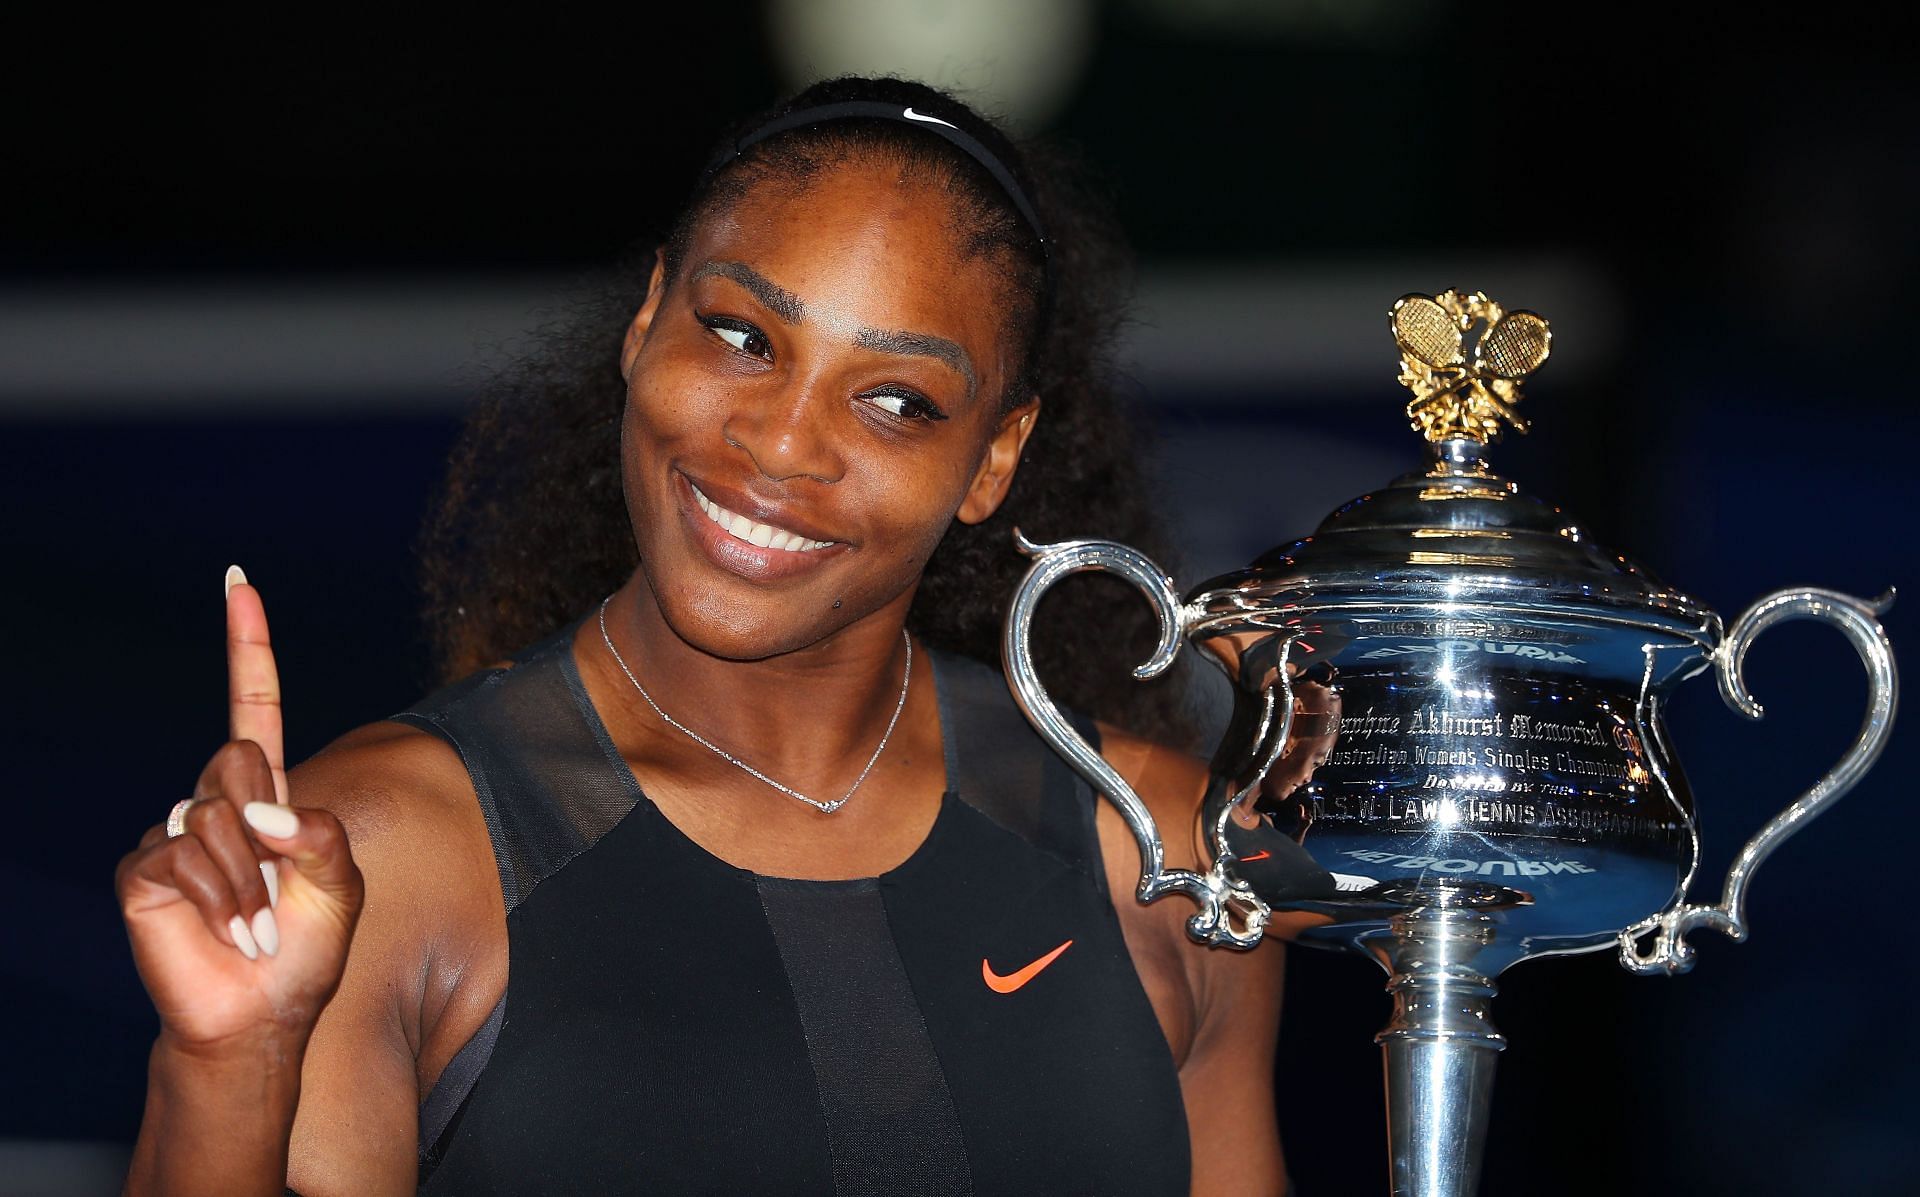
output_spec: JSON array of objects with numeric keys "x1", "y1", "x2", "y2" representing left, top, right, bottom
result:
[{"x1": 391, "y1": 613, "x2": 1190, "y2": 1196}]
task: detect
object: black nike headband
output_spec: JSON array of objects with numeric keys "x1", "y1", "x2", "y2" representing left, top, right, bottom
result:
[{"x1": 698, "y1": 100, "x2": 1052, "y2": 267}]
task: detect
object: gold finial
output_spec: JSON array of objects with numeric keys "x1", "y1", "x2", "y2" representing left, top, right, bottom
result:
[{"x1": 1391, "y1": 289, "x2": 1552, "y2": 444}]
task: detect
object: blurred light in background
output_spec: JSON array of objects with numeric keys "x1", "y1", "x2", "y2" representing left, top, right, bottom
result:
[
  {"x1": 1124, "y1": 0, "x2": 1430, "y2": 42},
  {"x1": 768, "y1": 0, "x2": 1097, "y2": 127}
]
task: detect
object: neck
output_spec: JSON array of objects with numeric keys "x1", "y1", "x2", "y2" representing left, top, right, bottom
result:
[{"x1": 591, "y1": 574, "x2": 919, "y2": 794}]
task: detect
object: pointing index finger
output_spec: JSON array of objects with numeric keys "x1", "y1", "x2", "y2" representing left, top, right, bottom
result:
[{"x1": 225, "y1": 564, "x2": 288, "y2": 804}]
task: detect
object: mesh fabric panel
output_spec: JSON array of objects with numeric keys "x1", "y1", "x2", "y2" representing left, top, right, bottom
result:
[
  {"x1": 928, "y1": 650, "x2": 1105, "y2": 894},
  {"x1": 757, "y1": 877, "x2": 974, "y2": 1196}
]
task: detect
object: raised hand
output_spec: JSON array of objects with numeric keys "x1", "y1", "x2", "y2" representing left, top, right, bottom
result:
[{"x1": 116, "y1": 565, "x2": 365, "y2": 1050}]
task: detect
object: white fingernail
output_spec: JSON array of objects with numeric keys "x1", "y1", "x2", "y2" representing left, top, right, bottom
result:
[
  {"x1": 251, "y1": 906, "x2": 280, "y2": 957},
  {"x1": 260, "y1": 860, "x2": 279, "y2": 909},
  {"x1": 244, "y1": 802, "x2": 298, "y2": 839},
  {"x1": 225, "y1": 564, "x2": 248, "y2": 599},
  {"x1": 228, "y1": 913, "x2": 259, "y2": 960}
]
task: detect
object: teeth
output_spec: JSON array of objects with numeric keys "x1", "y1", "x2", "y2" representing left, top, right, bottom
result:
[{"x1": 691, "y1": 483, "x2": 833, "y2": 552}]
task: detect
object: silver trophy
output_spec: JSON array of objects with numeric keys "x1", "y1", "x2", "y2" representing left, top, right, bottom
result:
[{"x1": 1002, "y1": 289, "x2": 1898, "y2": 1197}]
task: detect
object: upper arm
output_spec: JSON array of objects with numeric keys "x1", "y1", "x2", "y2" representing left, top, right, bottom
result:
[
  {"x1": 1097, "y1": 724, "x2": 1292, "y2": 1195},
  {"x1": 280, "y1": 723, "x2": 498, "y2": 1197},
  {"x1": 1179, "y1": 932, "x2": 1290, "y2": 1194}
]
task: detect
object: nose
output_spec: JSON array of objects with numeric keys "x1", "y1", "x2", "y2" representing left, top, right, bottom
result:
[{"x1": 722, "y1": 375, "x2": 845, "y2": 485}]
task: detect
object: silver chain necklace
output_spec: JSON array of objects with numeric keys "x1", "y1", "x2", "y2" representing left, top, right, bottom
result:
[{"x1": 596, "y1": 595, "x2": 911, "y2": 814}]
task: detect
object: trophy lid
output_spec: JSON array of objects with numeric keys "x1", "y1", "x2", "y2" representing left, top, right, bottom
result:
[{"x1": 1186, "y1": 290, "x2": 1718, "y2": 642}]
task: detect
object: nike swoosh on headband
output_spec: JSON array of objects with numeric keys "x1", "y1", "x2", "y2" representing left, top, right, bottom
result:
[{"x1": 902, "y1": 106, "x2": 958, "y2": 129}]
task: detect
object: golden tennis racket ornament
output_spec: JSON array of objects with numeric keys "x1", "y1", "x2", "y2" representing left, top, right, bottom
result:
[{"x1": 1392, "y1": 289, "x2": 1552, "y2": 444}]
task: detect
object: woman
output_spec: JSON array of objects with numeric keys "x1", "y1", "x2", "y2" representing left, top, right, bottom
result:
[{"x1": 116, "y1": 76, "x2": 1291, "y2": 1196}]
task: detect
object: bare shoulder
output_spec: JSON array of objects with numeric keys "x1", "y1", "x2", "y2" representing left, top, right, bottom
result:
[
  {"x1": 290, "y1": 719, "x2": 483, "y2": 863},
  {"x1": 286, "y1": 658, "x2": 517, "y2": 870},
  {"x1": 286, "y1": 717, "x2": 502, "y2": 981},
  {"x1": 284, "y1": 717, "x2": 503, "y2": 1068}
]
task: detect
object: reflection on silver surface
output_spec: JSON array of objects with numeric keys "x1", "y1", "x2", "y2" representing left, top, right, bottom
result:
[{"x1": 1000, "y1": 291, "x2": 1899, "y2": 1197}]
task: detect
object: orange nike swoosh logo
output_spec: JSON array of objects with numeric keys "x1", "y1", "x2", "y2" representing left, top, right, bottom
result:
[
  {"x1": 982, "y1": 939, "x2": 1073, "y2": 994},
  {"x1": 1241, "y1": 849, "x2": 1273, "y2": 862}
]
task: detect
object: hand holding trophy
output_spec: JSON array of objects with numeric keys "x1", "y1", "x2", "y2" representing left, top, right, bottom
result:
[{"x1": 1003, "y1": 292, "x2": 1898, "y2": 1197}]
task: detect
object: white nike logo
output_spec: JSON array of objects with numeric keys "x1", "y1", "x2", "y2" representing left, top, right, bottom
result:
[{"x1": 902, "y1": 106, "x2": 957, "y2": 129}]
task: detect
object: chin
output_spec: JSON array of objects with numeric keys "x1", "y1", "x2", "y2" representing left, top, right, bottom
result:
[
  {"x1": 642, "y1": 569, "x2": 839, "y2": 662},
  {"x1": 645, "y1": 547, "x2": 928, "y2": 665}
]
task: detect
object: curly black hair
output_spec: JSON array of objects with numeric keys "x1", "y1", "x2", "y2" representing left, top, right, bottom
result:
[{"x1": 417, "y1": 76, "x2": 1197, "y2": 745}]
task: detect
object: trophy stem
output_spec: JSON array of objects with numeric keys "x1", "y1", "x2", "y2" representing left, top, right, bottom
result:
[{"x1": 1375, "y1": 906, "x2": 1507, "y2": 1197}]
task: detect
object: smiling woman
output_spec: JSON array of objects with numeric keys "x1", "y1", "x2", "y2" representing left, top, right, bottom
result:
[{"x1": 115, "y1": 76, "x2": 1293, "y2": 1197}]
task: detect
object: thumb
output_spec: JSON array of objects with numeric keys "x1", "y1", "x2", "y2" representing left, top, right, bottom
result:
[{"x1": 241, "y1": 802, "x2": 363, "y2": 913}]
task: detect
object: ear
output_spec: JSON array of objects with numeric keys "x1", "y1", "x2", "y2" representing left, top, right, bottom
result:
[
  {"x1": 620, "y1": 250, "x2": 670, "y2": 383},
  {"x1": 956, "y1": 399, "x2": 1041, "y2": 525}
]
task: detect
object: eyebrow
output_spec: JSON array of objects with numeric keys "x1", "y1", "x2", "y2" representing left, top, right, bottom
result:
[
  {"x1": 853, "y1": 327, "x2": 977, "y2": 402},
  {"x1": 693, "y1": 260, "x2": 805, "y2": 324},
  {"x1": 693, "y1": 259, "x2": 978, "y2": 402}
]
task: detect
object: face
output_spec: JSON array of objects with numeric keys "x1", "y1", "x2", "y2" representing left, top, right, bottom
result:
[{"x1": 617, "y1": 158, "x2": 1039, "y2": 661}]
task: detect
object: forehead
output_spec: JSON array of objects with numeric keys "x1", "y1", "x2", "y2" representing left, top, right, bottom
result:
[{"x1": 683, "y1": 162, "x2": 1019, "y2": 387}]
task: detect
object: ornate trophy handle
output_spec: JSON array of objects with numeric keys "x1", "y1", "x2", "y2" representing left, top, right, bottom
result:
[
  {"x1": 1620, "y1": 587, "x2": 1898, "y2": 975},
  {"x1": 1002, "y1": 531, "x2": 1267, "y2": 949}
]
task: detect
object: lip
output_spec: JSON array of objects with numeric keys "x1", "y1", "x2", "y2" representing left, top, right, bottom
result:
[
  {"x1": 684, "y1": 472, "x2": 845, "y2": 546},
  {"x1": 674, "y1": 471, "x2": 850, "y2": 582}
]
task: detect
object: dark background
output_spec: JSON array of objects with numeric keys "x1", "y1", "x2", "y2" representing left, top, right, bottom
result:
[{"x1": 5, "y1": 2, "x2": 1916, "y2": 1193}]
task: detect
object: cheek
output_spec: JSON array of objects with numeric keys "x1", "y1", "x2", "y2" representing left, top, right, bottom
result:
[
  {"x1": 620, "y1": 355, "x2": 734, "y2": 492},
  {"x1": 857, "y1": 454, "x2": 979, "y2": 576},
  {"x1": 618, "y1": 386, "x2": 701, "y2": 553}
]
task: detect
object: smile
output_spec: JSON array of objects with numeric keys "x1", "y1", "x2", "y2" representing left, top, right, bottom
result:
[{"x1": 689, "y1": 482, "x2": 836, "y2": 552}]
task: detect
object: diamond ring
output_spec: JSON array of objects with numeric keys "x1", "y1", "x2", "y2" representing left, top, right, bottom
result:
[{"x1": 166, "y1": 798, "x2": 199, "y2": 838}]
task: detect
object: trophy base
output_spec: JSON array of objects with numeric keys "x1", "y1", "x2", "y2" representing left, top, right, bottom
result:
[{"x1": 1375, "y1": 905, "x2": 1507, "y2": 1197}]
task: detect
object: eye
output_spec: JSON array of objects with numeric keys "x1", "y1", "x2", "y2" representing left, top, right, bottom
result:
[
  {"x1": 862, "y1": 388, "x2": 948, "y2": 422},
  {"x1": 699, "y1": 314, "x2": 772, "y2": 359}
]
